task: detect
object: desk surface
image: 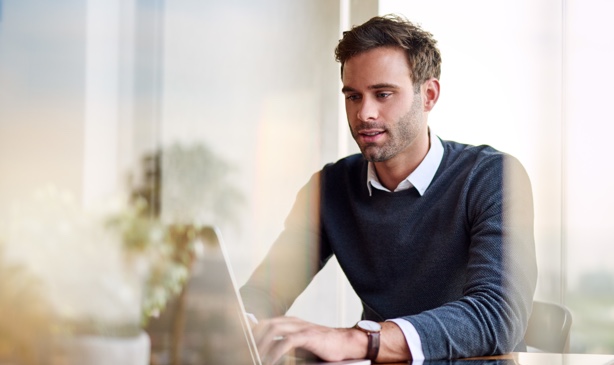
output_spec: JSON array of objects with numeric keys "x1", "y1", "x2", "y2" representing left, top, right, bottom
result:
[
  {"x1": 509, "y1": 352, "x2": 614, "y2": 365},
  {"x1": 382, "y1": 352, "x2": 614, "y2": 365}
]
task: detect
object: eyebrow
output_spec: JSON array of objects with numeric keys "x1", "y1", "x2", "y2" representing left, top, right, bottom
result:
[{"x1": 341, "y1": 83, "x2": 400, "y2": 93}]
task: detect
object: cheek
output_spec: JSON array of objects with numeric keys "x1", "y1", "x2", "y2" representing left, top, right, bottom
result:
[
  {"x1": 389, "y1": 100, "x2": 415, "y2": 120},
  {"x1": 345, "y1": 104, "x2": 357, "y2": 120}
]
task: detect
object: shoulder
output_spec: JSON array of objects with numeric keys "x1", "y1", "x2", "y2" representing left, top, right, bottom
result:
[
  {"x1": 440, "y1": 139, "x2": 532, "y2": 203},
  {"x1": 315, "y1": 153, "x2": 367, "y2": 196},
  {"x1": 320, "y1": 153, "x2": 366, "y2": 179},
  {"x1": 439, "y1": 139, "x2": 527, "y2": 177},
  {"x1": 437, "y1": 139, "x2": 531, "y2": 196},
  {"x1": 322, "y1": 153, "x2": 365, "y2": 170},
  {"x1": 298, "y1": 154, "x2": 366, "y2": 192},
  {"x1": 441, "y1": 139, "x2": 503, "y2": 164}
]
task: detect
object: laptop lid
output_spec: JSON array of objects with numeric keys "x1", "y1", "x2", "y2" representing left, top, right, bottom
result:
[
  {"x1": 146, "y1": 226, "x2": 368, "y2": 365},
  {"x1": 146, "y1": 226, "x2": 260, "y2": 365}
]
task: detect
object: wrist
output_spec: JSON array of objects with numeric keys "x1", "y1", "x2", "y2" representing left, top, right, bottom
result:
[
  {"x1": 354, "y1": 320, "x2": 382, "y2": 361},
  {"x1": 346, "y1": 327, "x2": 370, "y2": 359}
]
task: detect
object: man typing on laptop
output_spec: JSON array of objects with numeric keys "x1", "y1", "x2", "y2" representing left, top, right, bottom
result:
[{"x1": 240, "y1": 15, "x2": 537, "y2": 364}]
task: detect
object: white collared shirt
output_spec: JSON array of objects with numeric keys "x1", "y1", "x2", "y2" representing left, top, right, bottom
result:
[
  {"x1": 368, "y1": 129, "x2": 444, "y2": 361},
  {"x1": 367, "y1": 128, "x2": 444, "y2": 196}
]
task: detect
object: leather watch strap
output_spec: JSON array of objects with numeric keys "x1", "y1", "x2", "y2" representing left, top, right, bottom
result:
[{"x1": 365, "y1": 330, "x2": 380, "y2": 361}]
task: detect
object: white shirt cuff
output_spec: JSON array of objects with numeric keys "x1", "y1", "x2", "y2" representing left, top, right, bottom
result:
[
  {"x1": 245, "y1": 312, "x2": 258, "y2": 325},
  {"x1": 387, "y1": 318, "x2": 425, "y2": 361}
]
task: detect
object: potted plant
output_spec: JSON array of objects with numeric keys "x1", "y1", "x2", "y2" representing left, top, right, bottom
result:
[{"x1": 0, "y1": 142, "x2": 243, "y2": 365}]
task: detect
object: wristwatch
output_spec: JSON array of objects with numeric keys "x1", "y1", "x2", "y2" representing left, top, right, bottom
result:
[{"x1": 354, "y1": 320, "x2": 382, "y2": 361}]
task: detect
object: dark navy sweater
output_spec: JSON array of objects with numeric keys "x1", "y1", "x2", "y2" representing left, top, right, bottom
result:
[{"x1": 241, "y1": 140, "x2": 537, "y2": 359}]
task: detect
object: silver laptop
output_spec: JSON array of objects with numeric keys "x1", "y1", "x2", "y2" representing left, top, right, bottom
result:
[{"x1": 146, "y1": 226, "x2": 369, "y2": 365}]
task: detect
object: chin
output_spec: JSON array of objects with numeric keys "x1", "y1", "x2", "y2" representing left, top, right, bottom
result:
[
  {"x1": 359, "y1": 145, "x2": 395, "y2": 162},
  {"x1": 362, "y1": 152, "x2": 390, "y2": 163}
]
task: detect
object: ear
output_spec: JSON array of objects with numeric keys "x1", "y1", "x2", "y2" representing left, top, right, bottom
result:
[{"x1": 422, "y1": 78, "x2": 440, "y2": 112}]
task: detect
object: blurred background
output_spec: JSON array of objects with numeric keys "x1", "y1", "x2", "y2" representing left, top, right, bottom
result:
[{"x1": 0, "y1": 0, "x2": 613, "y2": 357}]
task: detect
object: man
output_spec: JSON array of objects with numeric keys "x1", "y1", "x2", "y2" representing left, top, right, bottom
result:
[{"x1": 240, "y1": 15, "x2": 537, "y2": 364}]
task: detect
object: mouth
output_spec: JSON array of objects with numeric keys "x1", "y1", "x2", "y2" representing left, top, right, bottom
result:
[{"x1": 358, "y1": 129, "x2": 385, "y2": 143}]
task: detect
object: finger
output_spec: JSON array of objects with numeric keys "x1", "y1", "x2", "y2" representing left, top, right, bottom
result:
[
  {"x1": 263, "y1": 334, "x2": 298, "y2": 365},
  {"x1": 245, "y1": 312, "x2": 259, "y2": 329},
  {"x1": 254, "y1": 317, "x2": 306, "y2": 362},
  {"x1": 252, "y1": 319, "x2": 286, "y2": 359},
  {"x1": 254, "y1": 316, "x2": 303, "y2": 345},
  {"x1": 259, "y1": 333, "x2": 290, "y2": 362}
]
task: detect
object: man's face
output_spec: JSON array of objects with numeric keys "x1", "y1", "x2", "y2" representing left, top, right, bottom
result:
[{"x1": 342, "y1": 47, "x2": 426, "y2": 163}]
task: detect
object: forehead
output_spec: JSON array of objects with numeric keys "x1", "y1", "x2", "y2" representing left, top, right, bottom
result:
[{"x1": 342, "y1": 47, "x2": 413, "y2": 87}]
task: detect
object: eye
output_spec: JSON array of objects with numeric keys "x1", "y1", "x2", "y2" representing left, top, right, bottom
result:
[
  {"x1": 376, "y1": 92, "x2": 392, "y2": 99},
  {"x1": 345, "y1": 94, "x2": 361, "y2": 101}
]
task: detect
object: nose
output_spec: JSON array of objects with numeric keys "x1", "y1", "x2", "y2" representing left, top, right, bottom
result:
[{"x1": 357, "y1": 98, "x2": 378, "y2": 121}]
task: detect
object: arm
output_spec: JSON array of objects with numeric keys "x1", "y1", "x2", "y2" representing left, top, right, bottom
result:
[
  {"x1": 402, "y1": 155, "x2": 537, "y2": 359},
  {"x1": 240, "y1": 171, "x2": 332, "y2": 319},
  {"x1": 241, "y1": 169, "x2": 414, "y2": 363}
]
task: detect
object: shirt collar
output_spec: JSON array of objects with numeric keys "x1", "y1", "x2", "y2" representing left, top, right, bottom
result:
[{"x1": 366, "y1": 129, "x2": 444, "y2": 196}]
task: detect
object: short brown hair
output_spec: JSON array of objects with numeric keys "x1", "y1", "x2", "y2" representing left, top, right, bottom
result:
[{"x1": 335, "y1": 14, "x2": 441, "y2": 89}]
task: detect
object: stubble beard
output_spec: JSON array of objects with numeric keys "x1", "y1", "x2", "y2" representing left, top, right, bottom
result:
[{"x1": 355, "y1": 94, "x2": 423, "y2": 163}]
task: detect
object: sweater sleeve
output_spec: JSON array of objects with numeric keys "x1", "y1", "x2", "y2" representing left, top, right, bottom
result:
[
  {"x1": 402, "y1": 154, "x2": 537, "y2": 359},
  {"x1": 239, "y1": 171, "x2": 333, "y2": 320}
]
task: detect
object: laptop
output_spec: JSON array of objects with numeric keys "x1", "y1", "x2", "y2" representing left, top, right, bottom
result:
[{"x1": 146, "y1": 226, "x2": 369, "y2": 365}]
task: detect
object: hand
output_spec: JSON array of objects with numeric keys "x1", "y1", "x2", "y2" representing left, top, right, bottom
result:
[{"x1": 252, "y1": 316, "x2": 367, "y2": 365}]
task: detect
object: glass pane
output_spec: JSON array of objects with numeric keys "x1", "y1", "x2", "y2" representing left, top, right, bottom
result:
[{"x1": 564, "y1": 0, "x2": 614, "y2": 353}]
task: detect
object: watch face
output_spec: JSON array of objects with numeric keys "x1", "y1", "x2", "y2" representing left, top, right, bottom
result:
[{"x1": 357, "y1": 320, "x2": 382, "y2": 332}]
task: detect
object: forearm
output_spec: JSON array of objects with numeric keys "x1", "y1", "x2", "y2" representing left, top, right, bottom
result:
[
  {"x1": 251, "y1": 317, "x2": 412, "y2": 364},
  {"x1": 317, "y1": 322, "x2": 412, "y2": 363}
]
